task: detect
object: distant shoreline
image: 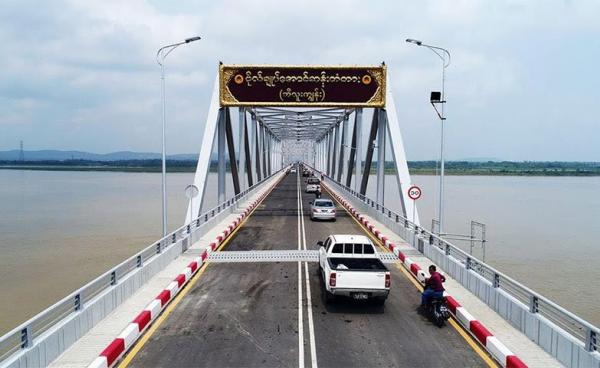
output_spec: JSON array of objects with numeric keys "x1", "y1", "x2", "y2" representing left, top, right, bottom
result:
[{"x1": 1, "y1": 161, "x2": 599, "y2": 176}]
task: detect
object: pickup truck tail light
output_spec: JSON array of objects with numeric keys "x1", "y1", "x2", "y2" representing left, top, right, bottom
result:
[
  {"x1": 329, "y1": 272, "x2": 337, "y2": 287},
  {"x1": 385, "y1": 273, "x2": 391, "y2": 288}
]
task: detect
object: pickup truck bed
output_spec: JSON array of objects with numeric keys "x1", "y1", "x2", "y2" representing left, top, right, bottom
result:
[{"x1": 329, "y1": 258, "x2": 387, "y2": 271}]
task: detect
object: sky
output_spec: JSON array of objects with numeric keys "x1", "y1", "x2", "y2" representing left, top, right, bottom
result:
[{"x1": 0, "y1": 0, "x2": 599, "y2": 161}]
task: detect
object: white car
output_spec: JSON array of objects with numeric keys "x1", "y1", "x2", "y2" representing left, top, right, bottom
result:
[
  {"x1": 290, "y1": 168, "x2": 297, "y2": 173},
  {"x1": 318, "y1": 234, "x2": 390, "y2": 305},
  {"x1": 305, "y1": 177, "x2": 320, "y2": 193},
  {"x1": 310, "y1": 199, "x2": 336, "y2": 221}
]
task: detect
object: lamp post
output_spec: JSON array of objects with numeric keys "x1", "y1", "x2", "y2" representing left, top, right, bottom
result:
[
  {"x1": 406, "y1": 38, "x2": 451, "y2": 234},
  {"x1": 156, "y1": 36, "x2": 201, "y2": 237}
]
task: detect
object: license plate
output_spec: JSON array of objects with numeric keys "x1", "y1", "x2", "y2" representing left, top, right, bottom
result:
[{"x1": 352, "y1": 293, "x2": 369, "y2": 300}]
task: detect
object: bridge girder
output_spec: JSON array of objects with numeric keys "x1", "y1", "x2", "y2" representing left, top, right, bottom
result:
[{"x1": 186, "y1": 72, "x2": 419, "y2": 227}]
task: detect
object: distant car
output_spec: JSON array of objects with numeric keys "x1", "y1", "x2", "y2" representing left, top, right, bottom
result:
[
  {"x1": 303, "y1": 169, "x2": 312, "y2": 177},
  {"x1": 290, "y1": 167, "x2": 297, "y2": 173},
  {"x1": 310, "y1": 199, "x2": 336, "y2": 221},
  {"x1": 305, "y1": 177, "x2": 320, "y2": 193}
]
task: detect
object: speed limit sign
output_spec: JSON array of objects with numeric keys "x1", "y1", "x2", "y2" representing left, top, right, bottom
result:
[{"x1": 408, "y1": 185, "x2": 422, "y2": 200}]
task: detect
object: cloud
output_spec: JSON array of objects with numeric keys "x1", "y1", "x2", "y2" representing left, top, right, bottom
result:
[{"x1": 0, "y1": 0, "x2": 598, "y2": 160}]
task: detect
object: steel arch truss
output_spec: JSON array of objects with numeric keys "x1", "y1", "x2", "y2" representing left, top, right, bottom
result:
[{"x1": 186, "y1": 73, "x2": 419, "y2": 225}]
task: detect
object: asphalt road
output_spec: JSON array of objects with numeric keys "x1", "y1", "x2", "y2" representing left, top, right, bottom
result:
[{"x1": 124, "y1": 169, "x2": 491, "y2": 368}]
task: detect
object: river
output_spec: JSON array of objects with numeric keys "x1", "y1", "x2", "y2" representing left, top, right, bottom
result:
[{"x1": 0, "y1": 169, "x2": 598, "y2": 335}]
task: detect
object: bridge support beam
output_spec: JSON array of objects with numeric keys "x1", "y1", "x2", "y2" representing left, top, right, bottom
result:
[
  {"x1": 330, "y1": 122, "x2": 338, "y2": 178},
  {"x1": 253, "y1": 114, "x2": 261, "y2": 182},
  {"x1": 238, "y1": 108, "x2": 247, "y2": 190},
  {"x1": 360, "y1": 108, "x2": 379, "y2": 195},
  {"x1": 217, "y1": 108, "x2": 226, "y2": 203},
  {"x1": 267, "y1": 132, "x2": 272, "y2": 176},
  {"x1": 353, "y1": 108, "x2": 363, "y2": 193},
  {"x1": 225, "y1": 108, "x2": 240, "y2": 195},
  {"x1": 243, "y1": 115, "x2": 253, "y2": 187},
  {"x1": 385, "y1": 84, "x2": 419, "y2": 224},
  {"x1": 376, "y1": 108, "x2": 386, "y2": 204},
  {"x1": 337, "y1": 114, "x2": 348, "y2": 183},
  {"x1": 261, "y1": 125, "x2": 267, "y2": 179},
  {"x1": 346, "y1": 110, "x2": 357, "y2": 187}
]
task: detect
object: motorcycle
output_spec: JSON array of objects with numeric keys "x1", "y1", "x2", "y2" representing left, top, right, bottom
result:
[{"x1": 424, "y1": 292, "x2": 451, "y2": 327}]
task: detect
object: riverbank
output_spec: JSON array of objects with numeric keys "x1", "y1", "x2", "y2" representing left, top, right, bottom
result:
[{"x1": 2, "y1": 160, "x2": 599, "y2": 176}]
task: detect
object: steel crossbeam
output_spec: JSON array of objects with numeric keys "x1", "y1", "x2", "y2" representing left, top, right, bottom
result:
[{"x1": 208, "y1": 250, "x2": 321, "y2": 263}]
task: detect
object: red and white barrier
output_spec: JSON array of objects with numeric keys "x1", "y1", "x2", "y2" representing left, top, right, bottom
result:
[
  {"x1": 323, "y1": 182, "x2": 528, "y2": 368},
  {"x1": 88, "y1": 255, "x2": 203, "y2": 368},
  {"x1": 87, "y1": 174, "x2": 286, "y2": 367}
]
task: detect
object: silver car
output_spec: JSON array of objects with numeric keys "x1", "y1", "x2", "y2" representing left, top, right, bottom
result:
[
  {"x1": 305, "y1": 177, "x2": 321, "y2": 193},
  {"x1": 310, "y1": 199, "x2": 336, "y2": 221}
]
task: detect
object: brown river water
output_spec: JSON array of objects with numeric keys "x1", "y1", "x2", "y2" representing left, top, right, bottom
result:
[{"x1": 0, "y1": 170, "x2": 598, "y2": 335}]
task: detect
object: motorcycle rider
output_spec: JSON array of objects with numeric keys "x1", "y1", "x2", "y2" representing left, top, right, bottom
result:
[{"x1": 421, "y1": 265, "x2": 446, "y2": 307}]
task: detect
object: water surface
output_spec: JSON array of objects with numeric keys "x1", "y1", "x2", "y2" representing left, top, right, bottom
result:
[{"x1": 0, "y1": 170, "x2": 598, "y2": 335}]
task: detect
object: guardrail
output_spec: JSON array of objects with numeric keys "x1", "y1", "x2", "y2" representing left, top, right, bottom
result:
[
  {"x1": 316, "y1": 169, "x2": 599, "y2": 354},
  {"x1": 0, "y1": 167, "x2": 286, "y2": 364}
]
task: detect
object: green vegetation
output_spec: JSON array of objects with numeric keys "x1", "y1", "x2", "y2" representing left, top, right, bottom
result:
[
  {"x1": 1, "y1": 159, "x2": 599, "y2": 176},
  {"x1": 402, "y1": 161, "x2": 600, "y2": 176},
  {"x1": 0, "y1": 159, "x2": 197, "y2": 173}
]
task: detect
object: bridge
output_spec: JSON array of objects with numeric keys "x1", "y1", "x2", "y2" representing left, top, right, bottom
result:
[{"x1": 1, "y1": 65, "x2": 598, "y2": 368}]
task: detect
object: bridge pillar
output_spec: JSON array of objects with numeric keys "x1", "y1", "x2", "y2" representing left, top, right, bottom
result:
[
  {"x1": 252, "y1": 114, "x2": 261, "y2": 182},
  {"x1": 331, "y1": 120, "x2": 340, "y2": 179},
  {"x1": 346, "y1": 110, "x2": 357, "y2": 187},
  {"x1": 384, "y1": 82, "x2": 419, "y2": 224},
  {"x1": 224, "y1": 108, "x2": 240, "y2": 195},
  {"x1": 217, "y1": 108, "x2": 226, "y2": 203},
  {"x1": 261, "y1": 125, "x2": 268, "y2": 179},
  {"x1": 376, "y1": 108, "x2": 386, "y2": 205},
  {"x1": 360, "y1": 108, "x2": 379, "y2": 195},
  {"x1": 353, "y1": 108, "x2": 363, "y2": 193},
  {"x1": 337, "y1": 113, "x2": 348, "y2": 183},
  {"x1": 244, "y1": 112, "x2": 253, "y2": 187},
  {"x1": 238, "y1": 108, "x2": 247, "y2": 190}
]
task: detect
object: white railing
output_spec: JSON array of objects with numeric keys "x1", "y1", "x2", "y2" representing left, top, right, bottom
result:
[
  {"x1": 319, "y1": 169, "x2": 599, "y2": 354},
  {"x1": 0, "y1": 168, "x2": 285, "y2": 363}
]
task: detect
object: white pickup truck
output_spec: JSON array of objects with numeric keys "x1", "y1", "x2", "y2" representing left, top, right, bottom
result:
[{"x1": 317, "y1": 234, "x2": 390, "y2": 305}]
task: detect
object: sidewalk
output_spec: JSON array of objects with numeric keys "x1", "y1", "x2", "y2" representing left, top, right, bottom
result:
[
  {"x1": 326, "y1": 185, "x2": 562, "y2": 368},
  {"x1": 49, "y1": 174, "x2": 282, "y2": 368}
]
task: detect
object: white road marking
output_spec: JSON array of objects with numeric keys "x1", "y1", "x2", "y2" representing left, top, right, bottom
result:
[
  {"x1": 299, "y1": 181, "x2": 318, "y2": 368},
  {"x1": 296, "y1": 168, "x2": 305, "y2": 368}
]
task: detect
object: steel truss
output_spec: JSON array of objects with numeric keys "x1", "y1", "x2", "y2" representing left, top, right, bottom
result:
[{"x1": 186, "y1": 73, "x2": 419, "y2": 225}]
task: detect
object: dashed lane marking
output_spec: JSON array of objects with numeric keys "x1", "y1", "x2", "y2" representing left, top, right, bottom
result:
[
  {"x1": 119, "y1": 175, "x2": 285, "y2": 368},
  {"x1": 322, "y1": 185, "x2": 498, "y2": 368}
]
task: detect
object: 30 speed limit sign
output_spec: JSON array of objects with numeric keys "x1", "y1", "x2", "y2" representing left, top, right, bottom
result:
[{"x1": 408, "y1": 185, "x2": 422, "y2": 200}]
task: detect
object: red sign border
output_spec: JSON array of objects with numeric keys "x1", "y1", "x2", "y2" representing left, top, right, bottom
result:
[{"x1": 407, "y1": 185, "x2": 422, "y2": 200}]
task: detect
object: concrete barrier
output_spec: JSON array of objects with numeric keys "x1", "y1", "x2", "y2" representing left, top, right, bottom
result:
[
  {"x1": 4, "y1": 239, "x2": 184, "y2": 368},
  {"x1": 329, "y1": 181, "x2": 600, "y2": 368},
  {"x1": 2, "y1": 171, "x2": 286, "y2": 368}
]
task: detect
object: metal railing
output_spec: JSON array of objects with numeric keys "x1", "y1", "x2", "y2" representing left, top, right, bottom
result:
[
  {"x1": 319, "y1": 170, "x2": 599, "y2": 353},
  {"x1": 0, "y1": 168, "x2": 286, "y2": 363}
]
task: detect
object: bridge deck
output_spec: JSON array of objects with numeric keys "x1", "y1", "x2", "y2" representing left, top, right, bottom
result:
[{"x1": 120, "y1": 172, "x2": 492, "y2": 368}]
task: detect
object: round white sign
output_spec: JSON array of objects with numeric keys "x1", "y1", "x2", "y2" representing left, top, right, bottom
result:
[
  {"x1": 407, "y1": 185, "x2": 422, "y2": 200},
  {"x1": 185, "y1": 184, "x2": 200, "y2": 199}
]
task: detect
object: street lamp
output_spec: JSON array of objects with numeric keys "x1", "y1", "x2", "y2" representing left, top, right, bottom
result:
[
  {"x1": 406, "y1": 38, "x2": 451, "y2": 234},
  {"x1": 156, "y1": 36, "x2": 201, "y2": 236}
]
